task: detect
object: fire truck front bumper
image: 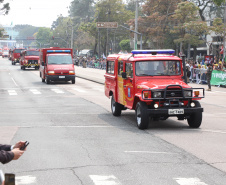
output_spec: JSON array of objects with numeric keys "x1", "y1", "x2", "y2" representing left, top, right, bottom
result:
[
  {"x1": 147, "y1": 107, "x2": 203, "y2": 117},
  {"x1": 46, "y1": 75, "x2": 75, "y2": 81}
]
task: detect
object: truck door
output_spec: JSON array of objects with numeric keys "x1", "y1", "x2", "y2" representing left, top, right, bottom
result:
[
  {"x1": 117, "y1": 60, "x2": 124, "y2": 105},
  {"x1": 123, "y1": 62, "x2": 134, "y2": 109}
]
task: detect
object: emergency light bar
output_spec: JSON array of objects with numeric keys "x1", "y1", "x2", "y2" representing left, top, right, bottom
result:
[
  {"x1": 47, "y1": 50, "x2": 71, "y2": 53},
  {"x1": 131, "y1": 49, "x2": 175, "y2": 55}
]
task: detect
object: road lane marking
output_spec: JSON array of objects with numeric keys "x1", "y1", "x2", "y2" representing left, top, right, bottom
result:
[
  {"x1": 8, "y1": 90, "x2": 17, "y2": 96},
  {"x1": 184, "y1": 129, "x2": 226, "y2": 134},
  {"x1": 16, "y1": 175, "x2": 37, "y2": 184},
  {"x1": 92, "y1": 87, "x2": 104, "y2": 92},
  {"x1": 11, "y1": 77, "x2": 18, "y2": 87},
  {"x1": 174, "y1": 177, "x2": 208, "y2": 185},
  {"x1": 30, "y1": 89, "x2": 41, "y2": 94},
  {"x1": 72, "y1": 87, "x2": 87, "y2": 93},
  {"x1": 124, "y1": 151, "x2": 178, "y2": 154},
  {"x1": 90, "y1": 175, "x2": 121, "y2": 185},
  {"x1": 51, "y1": 89, "x2": 64, "y2": 94}
]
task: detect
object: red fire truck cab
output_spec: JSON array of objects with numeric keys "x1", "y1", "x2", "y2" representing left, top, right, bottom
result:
[
  {"x1": 39, "y1": 47, "x2": 75, "y2": 84},
  {"x1": 12, "y1": 48, "x2": 25, "y2": 65},
  {"x1": 105, "y1": 50, "x2": 204, "y2": 130},
  {"x1": 20, "y1": 49, "x2": 40, "y2": 70}
]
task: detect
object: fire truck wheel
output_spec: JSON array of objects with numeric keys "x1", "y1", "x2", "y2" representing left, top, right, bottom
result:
[
  {"x1": 46, "y1": 78, "x2": 50, "y2": 84},
  {"x1": 72, "y1": 80, "x2": 75, "y2": 84},
  {"x1": 42, "y1": 78, "x2": 45, "y2": 82},
  {"x1": 187, "y1": 101, "x2": 202, "y2": 128},
  {"x1": 135, "y1": 102, "x2": 149, "y2": 130},
  {"x1": 111, "y1": 96, "x2": 122, "y2": 116}
]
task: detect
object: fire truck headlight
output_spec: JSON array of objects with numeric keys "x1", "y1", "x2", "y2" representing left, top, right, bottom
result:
[
  {"x1": 154, "y1": 103, "x2": 159, "y2": 109},
  {"x1": 190, "y1": 102, "x2": 195, "y2": 107},
  {"x1": 184, "y1": 90, "x2": 192, "y2": 97},
  {"x1": 153, "y1": 91, "x2": 162, "y2": 98},
  {"x1": 48, "y1": 71, "x2": 55, "y2": 74},
  {"x1": 69, "y1": 70, "x2": 75, "y2": 75}
]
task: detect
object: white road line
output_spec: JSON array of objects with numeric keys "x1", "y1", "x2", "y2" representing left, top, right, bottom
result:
[
  {"x1": 90, "y1": 175, "x2": 121, "y2": 185},
  {"x1": 184, "y1": 129, "x2": 226, "y2": 134},
  {"x1": 124, "y1": 151, "x2": 177, "y2": 154},
  {"x1": 8, "y1": 90, "x2": 17, "y2": 96},
  {"x1": 16, "y1": 175, "x2": 37, "y2": 184},
  {"x1": 11, "y1": 77, "x2": 18, "y2": 87},
  {"x1": 30, "y1": 89, "x2": 41, "y2": 94},
  {"x1": 92, "y1": 87, "x2": 104, "y2": 92},
  {"x1": 51, "y1": 89, "x2": 64, "y2": 94},
  {"x1": 71, "y1": 87, "x2": 87, "y2": 93},
  {"x1": 174, "y1": 177, "x2": 208, "y2": 185}
]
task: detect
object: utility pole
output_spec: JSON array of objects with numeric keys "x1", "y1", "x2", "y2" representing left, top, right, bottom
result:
[{"x1": 134, "y1": 0, "x2": 138, "y2": 50}]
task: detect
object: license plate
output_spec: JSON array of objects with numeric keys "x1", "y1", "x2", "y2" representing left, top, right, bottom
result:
[
  {"x1": 168, "y1": 109, "x2": 184, "y2": 115},
  {"x1": 31, "y1": 64, "x2": 35, "y2": 67},
  {"x1": 59, "y1": 76, "x2": 65, "y2": 79}
]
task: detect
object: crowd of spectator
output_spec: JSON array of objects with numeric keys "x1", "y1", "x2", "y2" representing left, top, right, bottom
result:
[{"x1": 73, "y1": 56, "x2": 106, "y2": 70}]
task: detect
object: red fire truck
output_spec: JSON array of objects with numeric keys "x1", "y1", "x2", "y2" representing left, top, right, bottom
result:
[
  {"x1": 39, "y1": 47, "x2": 75, "y2": 84},
  {"x1": 20, "y1": 49, "x2": 40, "y2": 70},
  {"x1": 12, "y1": 48, "x2": 25, "y2": 65},
  {"x1": 105, "y1": 50, "x2": 204, "y2": 130}
]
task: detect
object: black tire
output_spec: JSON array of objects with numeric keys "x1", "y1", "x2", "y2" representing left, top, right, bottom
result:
[
  {"x1": 187, "y1": 101, "x2": 202, "y2": 128},
  {"x1": 46, "y1": 78, "x2": 50, "y2": 84},
  {"x1": 72, "y1": 80, "x2": 75, "y2": 84},
  {"x1": 135, "y1": 102, "x2": 149, "y2": 130},
  {"x1": 42, "y1": 78, "x2": 45, "y2": 82},
  {"x1": 111, "y1": 96, "x2": 122, "y2": 116}
]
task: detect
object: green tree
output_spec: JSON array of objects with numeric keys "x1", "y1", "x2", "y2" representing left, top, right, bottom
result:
[
  {"x1": 119, "y1": 39, "x2": 131, "y2": 51},
  {"x1": 36, "y1": 28, "x2": 53, "y2": 48},
  {"x1": 0, "y1": 0, "x2": 10, "y2": 15},
  {"x1": 134, "y1": 0, "x2": 181, "y2": 49},
  {"x1": 171, "y1": 1, "x2": 200, "y2": 55},
  {"x1": 91, "y1": 0, "x2": 133, "y2": 55}
]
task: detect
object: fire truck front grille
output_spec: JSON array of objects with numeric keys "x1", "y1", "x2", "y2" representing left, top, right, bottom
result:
[
  {"x1": 166, "y1": 89, "x2": 183, "y2": 98},
  {"x1": 28, "y1": 60, "x2": 38, "y2": 64}
]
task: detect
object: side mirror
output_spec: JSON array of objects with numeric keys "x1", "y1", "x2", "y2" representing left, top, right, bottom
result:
[{"x1": 122, "y1": 72, "x2": 127, "y2": 79}]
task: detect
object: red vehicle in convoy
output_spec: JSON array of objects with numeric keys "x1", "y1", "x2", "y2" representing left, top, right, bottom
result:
[
  {"x1": 20, "y1": 49, "x2": 40, "y2": 70},
  {"x1": 105, "y1": 50, "x2": 204, "y2": 130},
  {"x1": 12, "y1": 48, "x2": 25, "y2": 65},
  {"x1": 0, "y1": 48, "x2": 2, "y2": 56},
  {"x1": 2, "y1": 47, "x2": 9, "y2": 58},
  {"x1": 39, "y1": 47, "x2": 75, "y2": 84}
]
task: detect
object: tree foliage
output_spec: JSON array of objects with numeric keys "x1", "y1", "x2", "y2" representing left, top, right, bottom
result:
[
  {"x1": 0, "y1": 0, "x2": 10, "y2": 15},
  {"x1": 36, "y1": 28, "x2": 53, "y2": 48},
  {"x1": 119, "y1": 39, "x2": 131, "y2": 51}
]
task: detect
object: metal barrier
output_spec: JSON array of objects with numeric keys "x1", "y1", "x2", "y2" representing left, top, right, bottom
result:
[{"x1": 190, "y1": 68, "x2": 207, "y2": 84}]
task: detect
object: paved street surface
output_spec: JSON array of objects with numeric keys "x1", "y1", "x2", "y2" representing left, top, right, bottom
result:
[{"x1": 0, "y1": 57, "x2": 226, "y2": 185}]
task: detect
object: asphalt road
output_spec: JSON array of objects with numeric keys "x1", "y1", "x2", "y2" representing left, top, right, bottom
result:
[{"x1": 0, "y1": 57, "x2": 226, "y2": 185}]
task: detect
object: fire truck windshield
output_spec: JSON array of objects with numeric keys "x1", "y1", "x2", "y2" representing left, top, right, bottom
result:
[
  {"x1": 136, "y1": 60, "x2": 181, "y2": 76},
  {"x1": 26, "y1": 51, "x2": 39, "y2": 56},
  {"x1": 14, "y1": 49, "x2": 24, "y2": 53},
  {"x1": 47, "y1": 55, "x2": 73, "y2": 64}
]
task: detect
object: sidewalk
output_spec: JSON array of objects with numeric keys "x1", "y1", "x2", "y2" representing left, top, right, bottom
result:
[{"x1": 75, "y1": 66, "x2": 226, "y2": 92}]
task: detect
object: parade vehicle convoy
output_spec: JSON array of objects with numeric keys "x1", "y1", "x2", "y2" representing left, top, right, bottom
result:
[
  {"x1": 20, "y1": 49, "x2": 40, "y2": 70},
  {"x1": 12, "y1": 48, "x2": 25, "y2": 65},
  {"x1": 104, "y1": 50, "x2": 204, "y2": 130},
  {"x1": 39, "y1": 47, "x2": 75, "y2": 84}
]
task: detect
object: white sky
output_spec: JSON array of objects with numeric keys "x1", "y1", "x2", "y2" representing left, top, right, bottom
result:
[{"x1": 0, "y1": 0, "x2": 73, "y2": 27}]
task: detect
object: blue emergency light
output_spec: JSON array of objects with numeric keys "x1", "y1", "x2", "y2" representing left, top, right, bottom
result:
[
  {"x1": 47, "y1": 50, "x2": 71, "y2": 53},
  {"x1": 131, "y1": 49, "x2": 175, "y2": 55}
]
